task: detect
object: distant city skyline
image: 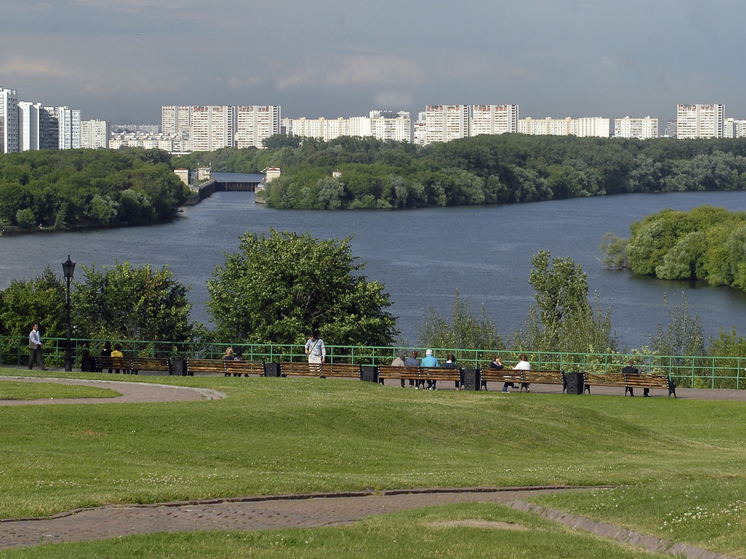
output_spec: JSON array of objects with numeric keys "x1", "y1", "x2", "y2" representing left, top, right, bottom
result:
[{"x1": 3, "y1": 1, "x2": 746, "y2": 125}]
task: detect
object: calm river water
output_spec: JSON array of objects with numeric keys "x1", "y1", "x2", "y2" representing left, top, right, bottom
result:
[{"x1": 2, "y1": 190, "x2": 746, "y2": 349}]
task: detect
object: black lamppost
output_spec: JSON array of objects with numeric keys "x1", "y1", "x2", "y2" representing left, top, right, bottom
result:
[{"x1": 62, "y1": 255, "x2": 76, "y2": 372}]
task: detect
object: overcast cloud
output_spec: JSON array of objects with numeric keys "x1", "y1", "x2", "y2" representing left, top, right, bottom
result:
[{"x1": 2, "y1": 0, "x2": 745, "y2": 125}]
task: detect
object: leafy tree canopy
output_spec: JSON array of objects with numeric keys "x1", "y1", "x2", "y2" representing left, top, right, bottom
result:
[{"x1": 207, "y1": 229, "x2": 398, "y2": 346}]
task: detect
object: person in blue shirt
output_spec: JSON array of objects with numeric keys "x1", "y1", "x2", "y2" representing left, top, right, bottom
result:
[{"x1": 420, "y1": 349, "x2": 440, "y2": 390}]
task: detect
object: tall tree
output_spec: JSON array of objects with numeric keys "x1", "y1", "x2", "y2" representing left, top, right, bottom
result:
[
  {"x1": 207, "y1": 229, "x2": 398, "y2": 345},
  {"x1": 72, "y1": 261, "x2": 193, "y2": 342}
]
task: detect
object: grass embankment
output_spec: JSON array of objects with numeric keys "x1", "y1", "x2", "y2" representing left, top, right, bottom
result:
[
  {"x1": 0, "y1": 380, "x2": 119, "y2": 400},
  {"x1": 0, "y1": 503, "x2": 672, "y2": 559},
  {"x1": 1, "y1": 368, "x2": 745, "y2": 557}
]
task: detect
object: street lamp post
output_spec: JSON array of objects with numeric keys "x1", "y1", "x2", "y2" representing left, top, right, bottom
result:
[{"x1": 62, "y1": 255, "x2": 76, "y2": 372}]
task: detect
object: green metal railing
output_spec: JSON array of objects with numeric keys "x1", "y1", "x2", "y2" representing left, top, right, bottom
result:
[{"x1": 1, "y1": 336, "x2": 743, "y2": 389}]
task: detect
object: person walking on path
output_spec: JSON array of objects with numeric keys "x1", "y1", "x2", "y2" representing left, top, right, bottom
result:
[
  {"x1": 28, "y1": 324, "x2": 46, "y2": 370},
  {"x1": 305, "y1": 332, "x2": 326, "y2": 374},
  {"x1": 420, "y1": 349, "x2": 440, "y2": 390},
  {"x1": 513, "y1": 354, "x2": 531, "y2": 393}
]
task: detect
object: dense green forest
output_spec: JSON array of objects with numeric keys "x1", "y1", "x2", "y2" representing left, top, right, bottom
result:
[
  {"x1": 0, "y1": 149, "x2": 190, "y2": 231},
  {"x1": 600, "y1": 206, "x2": 746, "y2": 291},
  {"x1": 175, "y1": 134, "x2": 746, "y2": 210}
]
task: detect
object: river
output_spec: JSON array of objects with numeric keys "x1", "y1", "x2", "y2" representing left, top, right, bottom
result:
[{"x1": 2, "y1": 190, "x2": 746, "y2": 349}]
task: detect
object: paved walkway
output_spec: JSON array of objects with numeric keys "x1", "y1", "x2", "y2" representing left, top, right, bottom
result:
[
  {"x1": 0, "y1": 376, "x2": 225, "y2": 406},
  {"x1": 0, "y1": 488, "x2": 738, "y2": 558}
]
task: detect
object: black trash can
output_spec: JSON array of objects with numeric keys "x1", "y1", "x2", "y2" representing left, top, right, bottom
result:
[
  {"x1": 171, "y1": 358, "x2": 187, "y2": 376},
  {"x1": 461, "y1": 368, "x2": 479, "y2": 391},
  {"x1": 565, "y1": 372, "x2": 585, "y2": 395},
  {"x1": 263, "y1": 362, "x2": 281, "y2": 377},
  {"x1": 361, "y1": 365, "x2": 378, "y2": 383},
  {"x1": 81, "y1": 355, "x2": 96, "y2": 372}
]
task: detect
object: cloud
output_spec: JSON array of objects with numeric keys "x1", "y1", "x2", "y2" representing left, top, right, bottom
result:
[
  {"x1": 275, "y1": 54, "x2": 421, "y2": 91},
  {"x1": 229, "y1": 75, "x2": 263, "y2": 90},
  {"x1": 0, "y1": 57, "x2": 66, "y2": 77}
]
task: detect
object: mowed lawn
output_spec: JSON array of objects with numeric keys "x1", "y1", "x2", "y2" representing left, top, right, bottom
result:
[{"x1": 2, "y1": 368, "x2": 746, "y2": 557}]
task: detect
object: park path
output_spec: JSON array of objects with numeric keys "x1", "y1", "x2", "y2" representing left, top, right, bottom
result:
[{"x1": 0, "y1": 375, "x2": 225, "y2": 405}]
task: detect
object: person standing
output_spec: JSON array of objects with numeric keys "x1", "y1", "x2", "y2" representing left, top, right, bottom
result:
[
  {"x1": 305, "y1": 331, "x2": 326, "y2": 373},
  {"x1": 513, "y1": 354, "x2": 531, "y2": 392},
  {"x1": 622, "y1": 358, "x2": 648, "y2": 397},
  {"x1": 404, "y1": 350, "x2": 420, "y2": 388},
  {"x1": 28, "y1": 324, "x2": 46, "y2": 370},
  {"x1": 420, "y1": 349, "x2": 440, "y2": 390}
]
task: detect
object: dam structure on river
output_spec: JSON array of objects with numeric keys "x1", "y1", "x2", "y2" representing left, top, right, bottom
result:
[{"x1": 185, "y1": 172, "x2": 264, "y2": 205}]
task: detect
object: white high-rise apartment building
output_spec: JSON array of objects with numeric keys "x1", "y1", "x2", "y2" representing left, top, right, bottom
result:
[
  {"x1": 81, "y1": 120, "x2": 109, "y2": 149},
  {"x1": 518, "y1": 116, "x2": 609, "y2": 138},
  {"x1": 18, "y1": 101, "x2": 41, "y2": 151},
  {"x1": 0, "y1": 88, "x2": 19, "y2": 153},
  {"x1": 369, "y1": 110, "x2": 411, "y2": 142},
  {"x1": 676, "y1": 104, "x2": 724, "y2": 139},
  {"x1": 518, "y1": 117, "x2": 571, "y2": 135},
  {"x1": 470, "y1": 105, "x2": 519, "y2": 136},
  {"x1": 424, "y1": 105, "x2": 469, "y2": 145},
  {"x1": 235, "y1": 105, "x2": 281, "y2": 148},
  {"x1": 45, "y1": 106, "x2": 81, "y2": 149},
  {"x1": 614, "y1": 116, "x2": 659, "y2": 140},
  {"x1": 161, "y1": 106, "x2": 191, "y2": 136},
  {"x1": 347, "y1": 116, "x2": 372, "y2": 137},
  {"x1": 723, "y1": 118, "x2": 746, "y2": 138},
  {"x1": 413, "y1": 111, "x2": 427, "y2": 146},
  {"x1": 190, "y1": 105, "x2": 234, "y2": 151}
]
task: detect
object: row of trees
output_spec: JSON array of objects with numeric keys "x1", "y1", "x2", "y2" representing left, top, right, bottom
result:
[
  {"x1": 174, "y1": 135, "x2": 746, "y2": 210},
  {"x1": 601, "y1": 206, "x2": 746, "y2": 290},
  {"x1": 0, "y1": 149, "x2": 190, "y2": 231}
]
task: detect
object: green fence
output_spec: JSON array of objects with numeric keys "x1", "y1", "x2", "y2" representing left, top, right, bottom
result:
[{"x1": 1, "y1": 336, "x2": 743, "y2": 389}]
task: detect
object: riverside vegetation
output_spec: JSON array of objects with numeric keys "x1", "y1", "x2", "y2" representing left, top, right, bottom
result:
[
  {"x1": 0, "y1": 149, "x2": 189, "y2": 232},
  {"x1": 1, "y1": 370, "x2": 745, "y2": 557},
  {"x1": 176, "y1": 134, "x2": 746, "y2": 210}
]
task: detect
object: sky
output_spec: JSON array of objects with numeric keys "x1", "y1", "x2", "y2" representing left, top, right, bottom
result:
[{"x1": 3, "y1": 0, "x2": 746, "y2": 126}]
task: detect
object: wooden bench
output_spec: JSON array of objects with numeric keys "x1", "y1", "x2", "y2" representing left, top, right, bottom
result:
[
  {"x1": 377, "y1": 365, "x2": 461, "y2": 388},
  {"x1": 280, "y1": 361, "x2": 325, "y2": 377},
  {"x1": 95, "y1": 356, "x2": 133, "y2": 374},
  {"x1": 479, "y1": 369, "x2": 565, "y2": 392},
  {"x1": 583, "y1": 372, "x2": 677, "y2": 397},
  {"x1": 131, "y1": 357, "x2": 171, "y2": 375},
  {"x1": 186, "y1": 358, "x2": 227, "y2": 376},
  {"x1": 224, "y1": 360, "x2": 265, "y2": 377},
  {"x1": 319, "y1": 363, "x2": 361, "y2": 379},
  {"x1": 377, "y1": 365, "x2": 421, "y2": 384}
]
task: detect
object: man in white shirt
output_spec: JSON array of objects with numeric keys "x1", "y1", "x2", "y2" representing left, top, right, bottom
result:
[
  {"x1": 304, "y1": 332, "x2": 326, "y2": 364},
  {"x1": 28, "y1": 324, "x2": 47, "y2": 370}
]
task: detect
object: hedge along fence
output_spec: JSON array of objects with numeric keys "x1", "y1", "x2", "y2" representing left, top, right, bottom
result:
[{"x1": 1, "y1": 336, "x2": 744, "y2": 389}]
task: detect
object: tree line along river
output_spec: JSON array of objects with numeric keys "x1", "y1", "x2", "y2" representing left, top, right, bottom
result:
[{"x1": 2, "y1": 187, "x2": 746, "y2": 349}]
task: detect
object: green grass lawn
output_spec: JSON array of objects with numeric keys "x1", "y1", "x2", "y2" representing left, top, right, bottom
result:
[
  {"x1": 1, "y1": 368, "x2": 745, "y2": 557},
  {"x1": 0, "y1": 503, "x2": 673, "y2": 559},
  {"x1": 0, "y1": 380, "x2": 119, "y2": 400}
]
